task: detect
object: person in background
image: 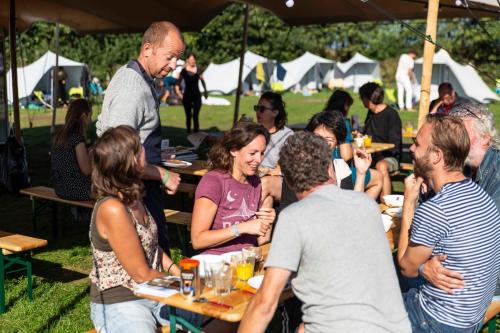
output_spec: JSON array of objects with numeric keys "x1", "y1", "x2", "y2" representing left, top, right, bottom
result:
[
  {"x1": 175, "y1": 52, "x2": 208, "y2": 133},
  {"x1": 430, "y1": 82, "x2": 470, "y2": 115},
  {"x1": 51, "y1": 98, "x2": 92, "y2": 201},
  {"x1": 420, "y1": 102, "x2": 500, "y2": 301},
  {"x1": 56, "y1": 66, "x2": 69, "y2": 106},
  {"x1": 398, "y1": 115, "x2": 499, "y2": 333},
  {"x1": 96, "y1": 21, "x2": 183, "y2": 254},
  {"x1": 324, "y1": 89, "x2": 354, "y2": 161},
  {"x1": 280, "y1": 111, "x2": 380, "y2": 211},
  {"x1": 254, "y1": 91, "x2": 294, "y2": 204},
  {"x1": 191, "y1": 122, "x2": 276, "y2": 254},
  {"x1": 359, "y1": 82, "x2": 402, "y2": 198},
  {"x1": 89, "y1": 125, "x2": 199, "y2": 333},
  {"x1": 239, "y1": 132, "x2": 411, "y2": 333},
  {"x1": 395, "y1": 50, "x2": 417, "y2": 111}
]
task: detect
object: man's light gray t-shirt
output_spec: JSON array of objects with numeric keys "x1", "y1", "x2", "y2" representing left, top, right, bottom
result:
[{"x1": 266, "y1": 185, "x2": 410, "y2": 333}]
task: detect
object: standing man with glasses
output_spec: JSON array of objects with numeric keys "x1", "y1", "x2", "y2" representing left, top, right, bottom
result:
[
  {"x1": 96, "y1": 21, "x2": 184, "y2": 253},
  {"x1": 419, "y1": 102, "x2": 500, "y2": 301}
]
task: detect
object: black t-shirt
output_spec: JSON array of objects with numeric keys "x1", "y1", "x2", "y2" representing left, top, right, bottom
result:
[
  {"x1": 364, "y1": 106, "x2": 402, "y2": 163},
  {"x1": 180, "y1": 68, "x2": 201, "y2": 98}
]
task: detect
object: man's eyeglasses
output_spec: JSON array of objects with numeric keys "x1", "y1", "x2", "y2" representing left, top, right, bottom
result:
[{"x1": 253, "y1": 105, "x2": 273, "y2": 113}]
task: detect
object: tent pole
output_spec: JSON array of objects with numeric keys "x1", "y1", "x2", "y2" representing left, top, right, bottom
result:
[
  {"x1": 50, "y1": 23, "x2": 60, "y2": 135},
  {"x1": 233, "y1": 4, "x2": 250, "y2": 126},
  {"x1": 8, "y1": 0, "x2": 21, "y2": 142},
  {"x1": 418, "y1": 0, "x2": 439, "y2": 128}
]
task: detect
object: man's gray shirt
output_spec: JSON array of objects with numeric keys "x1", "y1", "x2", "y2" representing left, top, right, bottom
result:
[{"x1": 266, "y1": 185, "x2": 411, "y2": 333}]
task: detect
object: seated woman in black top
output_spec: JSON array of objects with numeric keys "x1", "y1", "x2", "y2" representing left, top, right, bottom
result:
[
  {"x1": 175, "y1": 52, "x2": 208, "y2": 133},
  {"x1": 280, "y1": 111, "x2": 374, "y2": 212},
  {"x1": 358, "y1": 82, "x2": 402, "y2": 198},
  {"x1": 51, "y1": 99, "x2": 92, "y2": 201}
]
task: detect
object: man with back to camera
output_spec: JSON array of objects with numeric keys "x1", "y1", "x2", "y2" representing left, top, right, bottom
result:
[
  {"x1": 96, "y1": 21, "x2": 183, "y2": 253},
  {"x1": 239, "y1": 131, "x2": 411, "y2": 333},
  {"x1": 398, "y1": 114, "x2": 499, "y2": 332}
]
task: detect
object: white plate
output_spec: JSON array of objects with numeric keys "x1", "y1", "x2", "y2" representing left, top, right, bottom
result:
[
  {"x1": 220, "y1": 251, "x2": 242, "y2": 264},
  {"x1": 247, "y1": 275, "x2": 264, "y2": 290},
  {"x1": 384, "y1": 207, "x2": 403, "y2": 218},
  {"x1": 383, "y1": 195, "x2": 404, "y2": 207},
  {"x1": 162, "y1": 160, "x2": 192, "y2": 168},
  {"x1": 190, "y1": 254, "x2": 223, "y2": 278}
]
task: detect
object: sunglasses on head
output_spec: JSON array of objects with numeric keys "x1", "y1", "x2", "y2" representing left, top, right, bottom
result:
[{"x1": 253, "y1": 105, "x2": 273, "y2": 113}]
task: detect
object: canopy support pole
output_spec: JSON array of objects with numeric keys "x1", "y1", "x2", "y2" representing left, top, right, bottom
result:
[
  {"x1": 233, "y1": 4, "x2": 250, "y2": 126},
  {"x1": 50, "y1": 23, "x2": 60, "y2": 135},
  {"x1": 8, "y1": 0, "x2": 21, "y2": 142},
  {"x1": 418, "y1": 0, "x2": 440, "y2": 128}
]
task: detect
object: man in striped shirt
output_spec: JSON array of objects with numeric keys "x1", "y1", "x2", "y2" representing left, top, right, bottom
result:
[{"x1": 398, "y1": 114, "x2": 500, "y2": 332}]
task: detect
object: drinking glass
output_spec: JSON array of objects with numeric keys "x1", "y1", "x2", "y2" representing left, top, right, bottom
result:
[
  {"x1": 204, "y1": 260, "x2": 223, "y2": 288},
  {"x1": 363, "y1": 135, "x2": 372, "y2": 148},
  {"x1": 229, "y1": 253, "x2": 242, "y2": 287},
  {"x1": 243, "y1": 246, "x2": 263, "y2": 274},
  {"x1": 237, "y1": 251, "x2": 255, "y2": 282},
  {"x1": 213, "y1": 264, "x2": 232, "y2": 297},
  {"x1": 405, "y1": 122, "x2": 414, "y2": 136}
]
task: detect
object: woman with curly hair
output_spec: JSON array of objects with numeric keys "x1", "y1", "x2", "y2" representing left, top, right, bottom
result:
[
  {"x1": 191, "y1": 122, "x2": 276, "y2": 254},
  {"x1": 89, "y1": 125, "x2": 199, "y2": 332}
]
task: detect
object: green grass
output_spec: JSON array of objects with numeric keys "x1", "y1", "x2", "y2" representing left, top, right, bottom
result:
[{"x1": 1, "y1": 91, "x2": 499, "y2": 332}]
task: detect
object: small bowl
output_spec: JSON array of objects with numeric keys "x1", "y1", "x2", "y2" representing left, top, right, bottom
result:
[{"x1": 383, "y1": 195, "x2": 404, "y2": 207}]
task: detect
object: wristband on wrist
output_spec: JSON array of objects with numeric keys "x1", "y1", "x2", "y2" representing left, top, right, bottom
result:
[
  {"x1": 162, "y1": 170, "x2": 170, "y2": 187},
  {"x1": 231, "y1": 224, "x2": 240, "y2": 237},
  {"x1": 167, "y1": 262, "x2": 175, "y2": 275}
]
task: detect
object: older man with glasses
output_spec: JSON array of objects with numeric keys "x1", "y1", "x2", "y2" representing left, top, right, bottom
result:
[{"x1": 420, "y1": 102, "x2": 500, "y2": 301}]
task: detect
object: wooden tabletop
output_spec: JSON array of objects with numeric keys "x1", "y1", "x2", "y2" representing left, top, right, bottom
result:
[
  {"x1": 365, "y1": 142, "x2": 395, "y2": 154},
  {"x1": 0, "y1": 231, "x2": 48, "y2": 252},
  {"x1": 168, "y1": 160, "x2": 208, "y2": 177}
]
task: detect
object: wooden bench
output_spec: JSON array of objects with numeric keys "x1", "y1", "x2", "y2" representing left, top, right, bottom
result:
[
  {"x1": 20, "y1": 186, "x2": 94, "y2": 238},
  {"x1": 0, "y1": 231, "x2": 47, "y2": 313},
  {"x1": 86, "y1": 326, "x2": 170, "y2": 333},
  {"x1": 483, "y1": 300, "x2": 500, "y2": 333}
]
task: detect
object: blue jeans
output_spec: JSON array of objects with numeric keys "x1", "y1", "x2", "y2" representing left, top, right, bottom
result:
[
  {"x1": 402, "y1": 289, "x2": 482, "y2": 333},
  {"x1": 91, "y1": 299, "x2": 202, "y2": 333}
]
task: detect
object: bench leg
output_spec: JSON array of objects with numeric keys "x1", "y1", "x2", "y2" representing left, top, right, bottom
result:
[
  {"x1": 51, "y1": 202, "x2": 59, "y2": 239},
  {"x1": 31, "y1": 198, "x2": 37, "y2": 233},
  {"x1": 0, "y1": 251, "x2": 5, "y2": 314},
  {"x1": 487, "y1": 316, "x2": 496, "y2": 333},
  {"x1": 26, "y1": 252, "x2": 33, "y2": 301}
]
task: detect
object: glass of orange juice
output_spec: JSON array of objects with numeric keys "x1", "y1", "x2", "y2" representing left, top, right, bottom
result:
[
  {"x1": 405, "y1": 122, "x2": 414, "y2": 136},
  {"x1": 363, "y1": 135, "x2": 372, "y2": 148},
  {"x1": 236, "y1": 251, "x2": 255, "y2": 282}
]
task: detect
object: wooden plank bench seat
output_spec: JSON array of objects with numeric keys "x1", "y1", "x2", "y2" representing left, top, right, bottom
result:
[
  {"x1": 0, "y1": 231, "x2": 48, "y2": 313},
  {"x1": 86, "y1": 325, "x2": 170, "y2": 333},
  {"x1": 20, "y1": 186, "x2": 94, "y2": 209}
]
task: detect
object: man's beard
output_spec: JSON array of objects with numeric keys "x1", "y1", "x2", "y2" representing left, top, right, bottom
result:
[{"x1": 413, "y1": 151, "x2": 433, "y2": 180}]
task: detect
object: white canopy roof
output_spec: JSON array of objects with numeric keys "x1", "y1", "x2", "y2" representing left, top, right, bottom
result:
[
  {"x1": 202, "y1": 51, "x2": 270, "y2": 94},
  {"x1": 414, "y1": 49, "x2": 499, "y2": 103},
  {"x1": 7, "y1": 50, "x2": 88, "y2": 103},
  {"x1": 277, "y1": 51, "x2": 334, "y2": 91},
  {"x1": 334, "y1": 52, "x2": 381, "y2": 92}
]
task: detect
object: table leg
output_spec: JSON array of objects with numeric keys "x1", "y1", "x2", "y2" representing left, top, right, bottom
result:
[
  {"x1": 31, "y1": 198, "x2": 37, "y2": 233},
  {"x1": 51, "y1": 202, "x2": 59, "y2": 239},
  {"x1": 169, "y1": 307, "x2": 202, "y2": 333}
]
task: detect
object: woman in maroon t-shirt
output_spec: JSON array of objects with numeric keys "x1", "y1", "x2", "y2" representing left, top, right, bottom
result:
[{"x1": 191, "y1": 122, "x2": 276, "y2": 254}]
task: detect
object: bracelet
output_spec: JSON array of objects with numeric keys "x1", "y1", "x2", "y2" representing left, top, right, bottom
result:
[
  {"x1": 231, "y1": 224, "x2": 240, "y2": 237},
  {"x1": 162, "y1": 170, "x2": 170, "y2": 187},
  {"x1": 167, "y1": 262, "x2": 175, "y2": 275}
]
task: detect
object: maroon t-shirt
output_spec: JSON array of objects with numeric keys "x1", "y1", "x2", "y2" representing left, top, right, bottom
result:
[{"x1": 195, "y1": 170, "x2": 262, "y2": 254}]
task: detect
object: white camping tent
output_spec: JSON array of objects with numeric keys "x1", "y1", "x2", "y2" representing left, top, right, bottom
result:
[
  {"x1": 414, "y1": 49, "x2": 499, "y2": 103},
  {"x1": 335, "y1": 52, "x2": 381, "y2": 92},
  {"x1": 202, "y1": 51, "x2": 272, "y2": 95},
  {"x1": 275, "y1": 51, "x2": 334, "y2": 92},
  {"x1": 6, "y1": 50, "x2": 89, "y2": 105}
]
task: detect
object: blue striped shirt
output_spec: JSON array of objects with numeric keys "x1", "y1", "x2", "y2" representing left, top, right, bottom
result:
[{"x1": 411, "y1": 179, "x2": 500, "y2": 328}]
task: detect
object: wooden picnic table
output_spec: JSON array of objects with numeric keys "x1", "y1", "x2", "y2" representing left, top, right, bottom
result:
[
  {"x1": 168, "y1": 160, "x2": 208, "y2": 177},
  {"x1": 365, "y1": 142, "x2": 395, "y2": 154},
  {"x1": 138, "y1": 203, "x2": 400, "y2": 332}
]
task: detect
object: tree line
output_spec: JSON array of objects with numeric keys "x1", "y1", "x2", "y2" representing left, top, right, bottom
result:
[{"x1": 4, "y1": 3, "x2": 499, "y2": 86}]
